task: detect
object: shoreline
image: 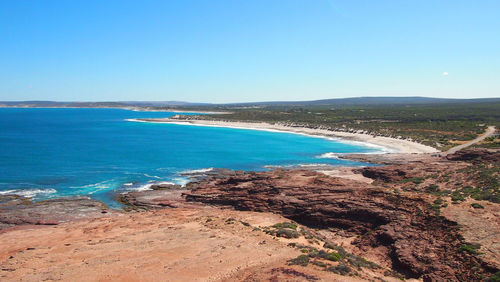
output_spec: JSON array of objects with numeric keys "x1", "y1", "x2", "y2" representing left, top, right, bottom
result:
[
  {"x1": 2, "y1": 150, "x2": 498, "y2": 280},
  {"x1": 129, "y1": 118, "x2": 439, "y2": 154},
  {"x1": 129, "y1": 107, "x2": 232, "y2": 114}
]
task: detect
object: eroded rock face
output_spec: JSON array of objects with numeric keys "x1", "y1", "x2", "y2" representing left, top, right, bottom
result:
[
  {"x1": 358, "y1": 167, "x2": 412, "y2": 182},
  {"x1": 0, "y1": 196, "x2": 110, "y2": 229},
  {"x1": 184, "y1": 169, "x2": 495, "y2": 281}
]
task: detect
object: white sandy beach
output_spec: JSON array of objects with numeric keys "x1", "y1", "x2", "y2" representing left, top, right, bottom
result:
[{"x1": 128, "y1": 118, "x2": 439, "y2": 154}]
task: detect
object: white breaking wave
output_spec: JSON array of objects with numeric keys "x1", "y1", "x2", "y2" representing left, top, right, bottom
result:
[
  {"x1": 263, "y1": 164, "x2": 295, "y2": 169},
  {"x1": 127, "y1": 181, "x2": 176, "y2": 192},
  {"x1": 181, "y1": 168, "x2": 214, "y2": 174},
  {"x1": 69, "y1": 180, "x2": 118, "y2": 195},
  {"x1": 71, "y1": 180, "x2": 112, "y2": 189},
  {"x1": 171, "y1": 177, "x2": 190, "y2": 187},
  {"x1": 317, "y1": 152, "x2": 341, "y2": 159},
  {"x1": 298, "y1": 163, "x2": 334, "y2": 168},
  {"x1": 144, "y1": 174, "x2": 161, "y2": 179},
  {"x1": 0, "y1": 188, "x2": 57, "y2": 198},
  {"x1": 264, "y1": 163, "x2": 334, "y2": 169}
]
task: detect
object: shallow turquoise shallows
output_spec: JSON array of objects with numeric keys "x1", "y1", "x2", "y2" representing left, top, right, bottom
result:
[{"x1": 0, "y1": 108, "x2": 379, "y2": 207}]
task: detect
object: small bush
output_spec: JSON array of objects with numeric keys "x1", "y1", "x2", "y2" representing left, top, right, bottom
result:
[
  {"x1": 288, "y1": 255, "x2": 310, "y2": 266},
  {"x1": 275, "y1": 228, "x2": 300, "y2": 238},
  {"x1": 240, "y1": 221, "x2": 250, "y2": 226},
  {"x1": 348, "y1": 256, "x2": 380, "y2": 269},
  {"x1": 323, "y1": 242, "x2": 337, "y2": 249},
  {"x1": 273, "y1": 222, "x2": 298, "y2": 230},
  {"x1": 426, "y1": 184, "x2": 440, "y2": 193},
  {"x1": 327, "y1": 263, "x2": 351, "y2": 275},
  {"x1": 451, "y1": 192, "x2": 466, "y2": 203},
  {"x1": 401, "y1": 177, "x2": 424, "y2": 184},
  {"x1": 326, "y1": 252, "x2": 342, "y2": 262},
  {"x1": 471, "y1": 203, "x2": 484, "y2": 209},
  {"x1": 311, "y1": 260, "x2": 328, "y2": 268},
  {"x1": 458, "y1": 243, "x2": 481, "y2": 255}
]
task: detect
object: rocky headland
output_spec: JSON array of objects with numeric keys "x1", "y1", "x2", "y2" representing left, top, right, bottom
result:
[{"x1": 1, "y1": 149, "x2": 499, "y2": 281}]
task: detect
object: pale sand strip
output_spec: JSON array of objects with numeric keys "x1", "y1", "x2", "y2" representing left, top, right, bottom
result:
[{"x1": 128, "y1": 118, "x2": 439, "y2": 154}]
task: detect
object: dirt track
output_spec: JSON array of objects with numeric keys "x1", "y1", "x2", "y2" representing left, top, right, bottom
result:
[{"x1": 446, "y1": 126, "x2": 496, "y2": 155}]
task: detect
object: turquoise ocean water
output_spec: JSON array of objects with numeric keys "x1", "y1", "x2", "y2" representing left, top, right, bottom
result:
[{"x1": 0, "y1": 108, "x2": 381, "y2": 208}]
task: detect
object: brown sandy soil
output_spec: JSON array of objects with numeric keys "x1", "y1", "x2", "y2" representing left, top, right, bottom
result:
[
  {"x1": 0, "y1": 205, "x2": 373, "y2": 282},
  {"x1": 442, "y1": 200, "x2": 500, "y2": 269}
]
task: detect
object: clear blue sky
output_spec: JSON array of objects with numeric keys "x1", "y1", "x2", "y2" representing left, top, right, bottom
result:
[{"x1": 1, "y1": 1, "x2": 499, "y2": 103}]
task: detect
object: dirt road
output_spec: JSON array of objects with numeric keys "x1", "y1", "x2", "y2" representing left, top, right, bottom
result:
[{"x1": 446, "y1": 126, "x2": 496, "y2": 155}]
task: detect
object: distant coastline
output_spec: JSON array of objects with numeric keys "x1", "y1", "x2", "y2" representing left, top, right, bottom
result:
[
  {"x1": 128, "y1": 118, "x2": 439, "y2": 154},
  {"x1": 0, "y1": 105, "x2": 231, "y2": 115}
]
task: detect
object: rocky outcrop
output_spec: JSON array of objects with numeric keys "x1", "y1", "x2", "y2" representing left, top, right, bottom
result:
[
  {"x1": 184, "y1": 169, "x2": 497, "y2": 281},
  {"x1": 446, "y1": 148, "x2": 500, "y2": 163},
  {"x1": 0, "y1": 196, "x2": 110, "y2": 229},
  {"x1": 358, "y1": 166, "x2": 412, "y2": 182},
  {"x1": 118, "y1": 189, "x2": 189, "y2": 210}
]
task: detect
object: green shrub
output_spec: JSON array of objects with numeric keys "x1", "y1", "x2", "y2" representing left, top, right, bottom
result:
[
  {"x1": 426, "y1": 184, "x2": 440, "y2": 193},
  {"x1": 458, "y1": 243, "x2": 481, "y2": 255},
  {"x1": 433, "y1": 197, "x2": 443, "y2": 205},
  {"x1": 275, "y1": 228, "x2": 299, "y2": 238},
  {"x1": 327, "y1": 263, "x2": 352, "y2": 275},
  {"x1": 326, "y1": 252, "x2": 342, "y2": 261},
  {"x1": 451, "y1": 192, "x2": 465, "y2": 203},
  {"x1": 401, "y1": 177, "x2": 424, "y2": 184},
  {"x1": 471, "y1": 203, "x2": 484, "y2": 209},
  {"x1": 240, "y1": 221, "x2": 250, "y2": 226},
  {"x1": 323, "y1": 242, "x2": 337, "y2": 249},
  {"x1": 288, "y1": 255, "x2": 310, "y2": 266},
  {"x1": 347, "y1": 256, "x2": 380, "y2": 269},
  {"x1": 432, "y1": 205, "x2": 441, "y2": 216},
  {"x1": 489, "y1": 271, "x2": 500, "y2": 282},
  {"x1": 273, "y1": 222, "x2": 298, "y2": 230},
  {"x1": 311, "y1": 260, "x2": 328, "y2": 268}
]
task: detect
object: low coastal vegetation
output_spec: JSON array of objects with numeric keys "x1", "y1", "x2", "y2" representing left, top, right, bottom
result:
[
  {"x1": 262, "y1": 221, "x2": 381, "y2": 278},
  {"x1": 368, "y1": 150, "x2": 500, "y2": 204},
  {"x1": 170, "y1": 102, "x2": 500, "y2": 150}
]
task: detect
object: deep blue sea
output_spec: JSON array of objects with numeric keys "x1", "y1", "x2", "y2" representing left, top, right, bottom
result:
[{"x1": 0, "y1": 108, "x2": 380, "y2": 208}]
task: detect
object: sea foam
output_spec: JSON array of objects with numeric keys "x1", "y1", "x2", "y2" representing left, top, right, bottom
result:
[{"x1": 0, "y1": 188, "x2": 57, "y2": 198}]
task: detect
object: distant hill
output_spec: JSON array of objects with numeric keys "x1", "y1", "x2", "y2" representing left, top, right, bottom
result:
[
  {"x1": 1, "y1": 97, "x2": 500, "y2": 108},
  {"x1": 227, "y1": 97, "x2": 500, "y2": 106}
]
